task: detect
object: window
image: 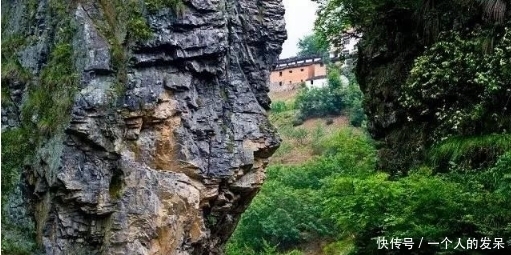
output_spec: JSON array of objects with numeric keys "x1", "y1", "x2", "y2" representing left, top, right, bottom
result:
[
  {"x1": 301, "y1": 68, "x2": 304, "y2": 72},
  {"x1": 279, "y1": 82, "x2": 282, "y2": 86},
  {"x1": 311, "y1": 80, "x2": 314, "y2": 85},
  {"x1": 279, "y1": 71, "x2": 282, "y2": 77},
  {"x1": 289, "y1": 70, "x2": 293, "y2": 73}
]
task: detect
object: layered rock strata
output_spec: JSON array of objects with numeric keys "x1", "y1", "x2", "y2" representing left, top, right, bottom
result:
[{"x1": 1, "y1": 0, "x2": 286, "y2": 254}]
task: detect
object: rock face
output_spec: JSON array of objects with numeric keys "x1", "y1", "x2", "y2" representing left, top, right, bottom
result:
[
  {"x1": 355, "y1": 8, "x2": 426, "y2": 173},
  {"x1": 1, "y1": 0, "x2": 286, "y2": 254}
]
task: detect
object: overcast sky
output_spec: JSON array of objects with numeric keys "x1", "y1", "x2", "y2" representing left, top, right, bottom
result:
[{"x1": 280, "y1": 0, "x2": 318, "y2": 59}]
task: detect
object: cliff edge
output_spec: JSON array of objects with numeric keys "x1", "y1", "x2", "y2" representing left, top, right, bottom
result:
[{"x1": 1, "y1": 0, "x2": 286, "y2": 254}]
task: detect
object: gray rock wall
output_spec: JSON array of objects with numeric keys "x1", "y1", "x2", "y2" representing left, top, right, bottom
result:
[{"x1": 1, "y1": 0, "x2": 286, "y2": 254}]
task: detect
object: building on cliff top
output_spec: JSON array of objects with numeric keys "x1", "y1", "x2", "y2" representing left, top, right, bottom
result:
[{"x1": 270, "y1": 33, "x2": 359, "y2": 92}]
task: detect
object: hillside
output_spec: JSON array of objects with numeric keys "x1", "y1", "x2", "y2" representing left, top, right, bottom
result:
[
  {"x1": 227, "y1": 0, "x2": 511, "y2": 254},
  {"x1": 2, "y1": 1, "x2": 511, "y2": 255},
  {"x1": 269, "y1": 107, "x2": 349, "y2": 165}
]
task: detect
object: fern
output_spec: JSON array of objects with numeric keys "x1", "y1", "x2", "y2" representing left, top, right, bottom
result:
[{"x1": 429, "y1": 133, "x2": 511, "y2": 168}]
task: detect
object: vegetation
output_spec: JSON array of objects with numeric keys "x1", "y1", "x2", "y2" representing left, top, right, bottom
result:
[
  {"x1": 401, "y1": 25, "x2": 511, "y2": 143},
  {"x1": 312, "y1": 0, "x2": 511, "y2": 171},
  {"x1": 294, "y1": 67, "x2": 366, "y2": 127},
  {"x1": 1, "y1": 129, "x2": 30, "y2": 199},
  {"x1": 2, "y1": 1, "x2": 511, "y2": 255},
  {"x1": 22, "y1": 41, "x2": 78, "y2": 136},
  {"x1": 228, "y1": 0, "x2": 511, "y2": 254},
  {"x1": 146, "y1": 0, "x2": 186, "y2": 15},
  {"x1": 228, "y1": 125, "x2": 511, "y2": 254},
  {"x1": 297, "y1": 33, "x2": 330, "y2": 58},
  {"x1": 2, "y1": 1, "x2": 78, "y2": 254}
]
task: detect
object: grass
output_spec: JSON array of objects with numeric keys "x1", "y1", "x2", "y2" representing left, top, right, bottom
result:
[
  {"x1": 146, "y1": 0, "x2": 186, "y2": 15},
  {"x1": 1, "y1": 129, "x2": 32, "y2": 195},
  {"x1": 1, "y1": 1, "x2": 79, "y2": 254},
  {"x1": 429, "y1": 133, "x2": 511, "y2": 169},
  {"x1": 1, "y1": 128, "x2": 37, "y2": 255},
  {"x1": 268, "y1": 99, "x2": 351, "y2": 165},
  {"x1": 1, "y1": 58, "x2": 31, "y2": 84},
  {"x1": 322, "y1": 237, "x2": 355, "y2": 255},
  {"x1": 21, "y1": 41, "x2": 78, "y2": 137}
]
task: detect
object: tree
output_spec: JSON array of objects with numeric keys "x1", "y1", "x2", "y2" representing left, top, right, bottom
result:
[{"x1": 297, "y1": 33, "x2": 329, "y2": 57}]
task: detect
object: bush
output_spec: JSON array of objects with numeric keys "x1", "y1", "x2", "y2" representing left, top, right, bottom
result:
[
  {"x1": 271, "y1": 101, "x2": 289, "y2": 113},
  {"x1": 1, "y1": 129, "x2": 31, "y2": 196},
  {"x1": 231, "y1": 125, "x2": 511, "y2": 254},
  {"x1": 230, "y1": 128, "x2": 376, "y2": 252},
  {"x1": 295, "y1": 66, "x2": 366, "y2": 125},
  {"x1": 401, "y1": 26, "x2": 511, "y2": 142},
  {"x1": 291, "y1": 115, "x2": 305, "y2": 126},
  {"x1": 289, "y1": 128, "x2": 308, "y2": 145},
  {"x1": 311, "y1": 124, "x2": 326, "y2": 155}
]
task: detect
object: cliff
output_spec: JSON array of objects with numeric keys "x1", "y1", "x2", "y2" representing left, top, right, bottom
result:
[
  {"x1": 355, "y1": 2, "x2": 511, "y2": 173},
  {"x1": 1, "y1": 0, "x2": 286, "y2": 254}
]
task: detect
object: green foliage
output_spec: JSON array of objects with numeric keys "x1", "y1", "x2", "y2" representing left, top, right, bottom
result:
[
  {"x1": 429, "y1": 133, "x2": 511, "y2": 170},
  {"x1": 225, "y1": 240, "x2": 303, "y2": 255},
  {"x1": 146, "y1": 0, "x2": 186, "y2": 15},
  {"x1": 313, "y1": 0, "x2": 508, "y2": 48},
  {"x1": 0, "y1": 2, "x2": 78, "y2": 253},
  {"x1": 310, "y1": 124, "x2": 326, "y2": 155},
  {"x1": 322, "y1": 154, "x2": 511, "y2": 254},
  {"x1": 297, "y1": 33, "x2": 330, "y2": 57},
  {"x1": 288, "y1": 128, "x2": 308, "y2": 145},
  {"x1": 401, "y1": 26, "x2": 511, "y2": 142},
  {"x1": 491, "y1": 151, "x2": 511, "y2": 192},
  {"x1": 271, "y1": 101, "x2": 292, "y2": 113},
  {"x1": 295, "y1": 67, "x2": 366, "y2": 127},
  {"x1": 1, "y1": 129, "x2": 37, "y2": 255},
  {"x1": 229, "y1": 128, "x2": 376, "y2": 252},
  {"x1": 322, "y1": 238, "x2": 355, "y2": 255},
  {"x1": 1, "y1": 34, "x2": 32, "y2": 107},
  {"x1": 127, "y1": 8, "x2": 153, "y2": 41},
  {"x1": 295, "y1": 67, "x2": 345, "y2": 118},
  {"x1": 342, "y1": 74, "x2": 366, "y2": 127},
  {"x1": 22, "y1": 41, "x2": 78, "y2": 136},
  {"x1": 1, "y1": 227, "x2": 37, "y2": 255},
  {"x1": 1, "y1": 58, "x2": 31, "y2": 86},
  {"x1": 231, "y1": 123, "x2": 511, "y2": 253},
  {"x1": 15, "y1": 1, "x2": 79, "y2": 138},
  {"x1": 241, "y1": 1, "x2": 511, "y2": 254},
  {"x1": 272, "y1": 142, "x2": 293, "y2": 159},
  {"x1": 1, "y1": 129, "x2": 31, "y2": 196}
]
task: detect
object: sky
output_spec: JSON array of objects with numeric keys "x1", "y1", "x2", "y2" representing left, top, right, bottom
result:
[{"x1": 280, "y1": 0, "x2": 319, "y2": 59}]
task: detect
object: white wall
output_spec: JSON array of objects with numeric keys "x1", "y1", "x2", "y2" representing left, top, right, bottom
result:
[
  {"x1": 306, "y1": 75, "x2": 349, "y2": 89},
  {"x1": 306, "y1": 78, "x2": 328, "y2": 88},
  {"x1": 345, "y1": 37, "x2": 359, "y2": 54}
]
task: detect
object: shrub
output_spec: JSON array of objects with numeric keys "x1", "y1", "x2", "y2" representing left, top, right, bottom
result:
[
  {"x1": 401, "y1": 26, "x2": 511, "y2": 142},
  {"x1": 428, "y1": 133, "x2": 511, "y2": 170},
  {"x1": 295, "y1": 86, "x2": 343, "y2": 119},
  {"x1": 230, "y1": 128, "x2": 376, "y2": 252},
  {"x1": 146, "y1": 0, "x2": 186, "y2": 15},
  {"x1": 295, "y1": 66, "x2": 366, "y2": 124},
  {"x1": 311, "y1": 124, "x2": 326, "y2": 155},
  {"x1": 289, "y1": 128, "x2": 309, "y2": 145},
  {"x1": 291, "y1": 115, "x2": 305, "y2": 127},
  {"x1": 271, "y1": 101, "x2": 288, "y2": 113}
]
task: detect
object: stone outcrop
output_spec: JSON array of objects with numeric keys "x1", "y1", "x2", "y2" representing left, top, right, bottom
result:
[{"x1": 1, "y1": 0, "x2": 286, "y2": 254}]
